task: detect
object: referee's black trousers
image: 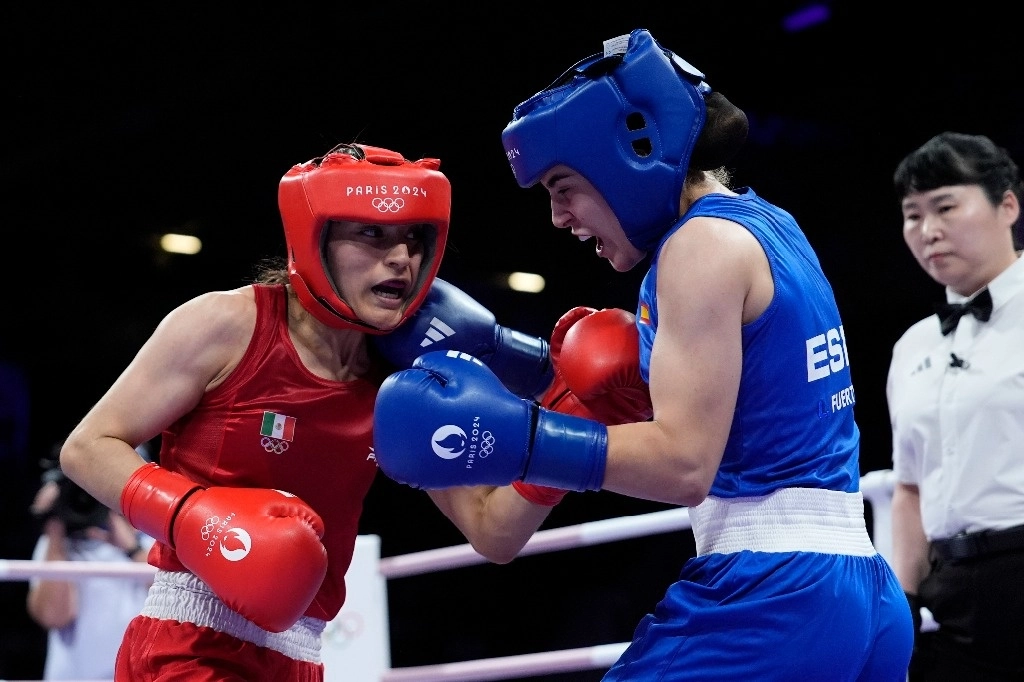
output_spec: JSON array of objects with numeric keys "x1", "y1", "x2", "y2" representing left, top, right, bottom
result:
[{"x1": 910, "y1": 548, "x2": 1024, "y2": 681}]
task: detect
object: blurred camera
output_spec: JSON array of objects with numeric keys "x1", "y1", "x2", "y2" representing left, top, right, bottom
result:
[{"x1": 34, "y1": 467, "x2": 110, "y2": 535}]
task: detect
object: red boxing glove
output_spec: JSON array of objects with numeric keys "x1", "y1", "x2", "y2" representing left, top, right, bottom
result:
[
  {"x1": 557, "y1": 307, "x2": 653, "y2": 424},
  {"x1": 120, "y1": 463, "x2": 328, "y2": 633},
  {"x1": 513, "y1": 307, "x2": 653, "y2": 506}
]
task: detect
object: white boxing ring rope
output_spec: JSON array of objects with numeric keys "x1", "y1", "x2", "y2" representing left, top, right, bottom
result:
[
  {"x1": 0, "y1": 469, "x2": 907, "y2": 682},
  {"x1": 378, "y1": 504, "x2": 699, "y2": 580}
]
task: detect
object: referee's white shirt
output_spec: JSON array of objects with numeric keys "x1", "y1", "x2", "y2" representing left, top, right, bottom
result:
[{"x1": 887, "y1": 254, "x2": 1024, "y2": 541}]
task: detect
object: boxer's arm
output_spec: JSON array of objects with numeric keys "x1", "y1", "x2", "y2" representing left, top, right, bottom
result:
[
  {"x1": 59, "y1": 288, "x2": 327, "y2": 633},
  {"x1": 599, "y1": 215, "x2": 755, "y2": 506},
  {"x1": 60, "y1": 289, "x2": 256, "y2": 510},
  {"x1": 427, "y1": 486, "x2": 552, "y2": 564}
]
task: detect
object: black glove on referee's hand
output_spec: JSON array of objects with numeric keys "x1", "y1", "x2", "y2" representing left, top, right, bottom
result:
[{"x1": 905, "y1": 592, "x2": 922, "y2": 636}]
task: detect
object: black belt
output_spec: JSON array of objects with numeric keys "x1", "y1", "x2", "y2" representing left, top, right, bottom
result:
[{"x1": 930, "y1": 524, "x2": 1024, "y2": 562}]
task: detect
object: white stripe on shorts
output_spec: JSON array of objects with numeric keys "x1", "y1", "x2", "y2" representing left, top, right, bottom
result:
[
  {"x1": 142, "y1": 570, "x2": 325, "y2": 663},
  {"x1": 689, "y1": 487, "x2": 876, "y2": 557}
]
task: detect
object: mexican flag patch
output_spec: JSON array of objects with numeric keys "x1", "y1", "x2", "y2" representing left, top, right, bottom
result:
[{"x1": 260, "y1": 411, "x2": 296, "y2": 441}]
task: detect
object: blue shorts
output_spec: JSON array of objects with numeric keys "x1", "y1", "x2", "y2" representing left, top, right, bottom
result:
[{"x1": 603, "y1": 551, "x2": 912, "y2": 681}]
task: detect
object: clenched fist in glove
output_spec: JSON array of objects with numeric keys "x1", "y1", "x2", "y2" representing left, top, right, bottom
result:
[
  {"x1": 373, "y1": 351, "x2": 608, "y2": 492},
  {"x1": 541, "y1": 307, "x2": 653, "y2": 423},
  {"x1": 516, "y1": 306, "x2": 653, "y2": 505},
  {"x1": 120, "y1": 463, "x2": 328, "y2": 633}
]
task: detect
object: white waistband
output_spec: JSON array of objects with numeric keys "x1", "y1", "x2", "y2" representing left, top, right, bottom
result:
[
  {"x1": 689, "y1": 488, "x2": 876, "y2": 557},
  {"x1": 142, "y1": 570, "x2": 325, "y2": 663}
]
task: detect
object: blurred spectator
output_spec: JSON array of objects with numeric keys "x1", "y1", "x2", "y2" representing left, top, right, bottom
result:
[{"x1": 26, "y1": 443, "x2": 155, "y2": 681}]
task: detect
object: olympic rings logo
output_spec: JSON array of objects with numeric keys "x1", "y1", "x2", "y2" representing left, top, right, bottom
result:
[
  {"x1": 201, "y1": 517, "x2": 221, "y2": 541},
  {"x1": 323, "y1": 611, "x2": 365, "y2": 648},
  {"x1": 372, "y1": 197, "x2": 405, "y2": 213},
  {"x1": 478, "y1": 431, "x2": 495, "y2": 458},
  {"x1": 261, "y1": 436, "x2": 289, "y2": 454}
]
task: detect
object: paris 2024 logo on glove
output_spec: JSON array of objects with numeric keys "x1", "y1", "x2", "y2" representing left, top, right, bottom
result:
[
  {"x1": 202, "y1": 515, "x2": 252, "y2": 561},
  {"x1": 424, "y1": 352, "x2": 497, "y2": 466},
  {"x1": 431, "y1": 424, "x2": 495, "y2": 462},
  {"x1": 199, "y1": 490, "x2": 297, "y2": 561},
  {"x1": 218, "y1": 529, "x2": 251, "y2": 561}
]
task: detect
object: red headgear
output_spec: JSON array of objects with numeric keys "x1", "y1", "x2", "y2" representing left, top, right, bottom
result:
[{"x1": 278, "y1": 144, "x2": 451, "y2": 333}]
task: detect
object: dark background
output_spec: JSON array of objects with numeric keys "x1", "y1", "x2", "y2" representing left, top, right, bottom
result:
[{"x1": 3, "y1": 2, "x2": 1023, "y2": 679}]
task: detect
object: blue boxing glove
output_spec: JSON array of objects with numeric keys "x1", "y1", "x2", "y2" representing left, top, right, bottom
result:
[
  {"x1": 373, "y1": 278, "x2": 553, "y2": 399},
  {"x1": 373, "y1": 350, "x2": 607, "y2": 491}
]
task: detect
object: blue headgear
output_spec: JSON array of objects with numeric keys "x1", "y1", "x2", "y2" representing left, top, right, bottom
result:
[{"x1": 501, "y1": 28, "x2": 710, "y2": 252}]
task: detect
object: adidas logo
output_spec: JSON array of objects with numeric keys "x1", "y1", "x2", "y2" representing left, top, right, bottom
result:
[{"x1": 419, "y1": 317, "x2": 456, "y2": 347}]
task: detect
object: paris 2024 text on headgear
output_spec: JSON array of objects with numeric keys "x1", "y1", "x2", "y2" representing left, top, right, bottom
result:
[{"x1": 278, "y1": 143, "x2": 451, "y2": 332}]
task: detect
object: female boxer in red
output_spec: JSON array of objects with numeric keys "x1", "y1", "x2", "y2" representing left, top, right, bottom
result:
[{"x1": 59, "y1": 141, "x2": 651, "y2": 681}]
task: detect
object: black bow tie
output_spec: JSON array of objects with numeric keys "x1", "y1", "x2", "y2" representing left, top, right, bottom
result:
[{"x1": 935, "y1": 288, "x2": 993, "y2": 336}]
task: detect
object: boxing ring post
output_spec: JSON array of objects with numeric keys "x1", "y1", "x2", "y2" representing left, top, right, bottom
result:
[
  {"x1": 321, "y1": 534, "x2": 391, "y2": 679},
  {"x1": 0, "y1": 469, "x2": 901, "y2": 682}
]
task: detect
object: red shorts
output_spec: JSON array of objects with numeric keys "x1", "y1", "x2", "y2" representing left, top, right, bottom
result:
[{"x1": 115, "y1": 616, "x2": 325, "y2": 682}]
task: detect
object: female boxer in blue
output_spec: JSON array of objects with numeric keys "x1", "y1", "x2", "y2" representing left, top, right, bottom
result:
[{"x1": 373, "y1": 28, "x2": 914, "y2": 680}]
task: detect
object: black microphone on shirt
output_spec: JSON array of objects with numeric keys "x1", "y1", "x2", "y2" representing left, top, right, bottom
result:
[{"x1": 949, "y1": 353, "x2": 970, "y2": 369}]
